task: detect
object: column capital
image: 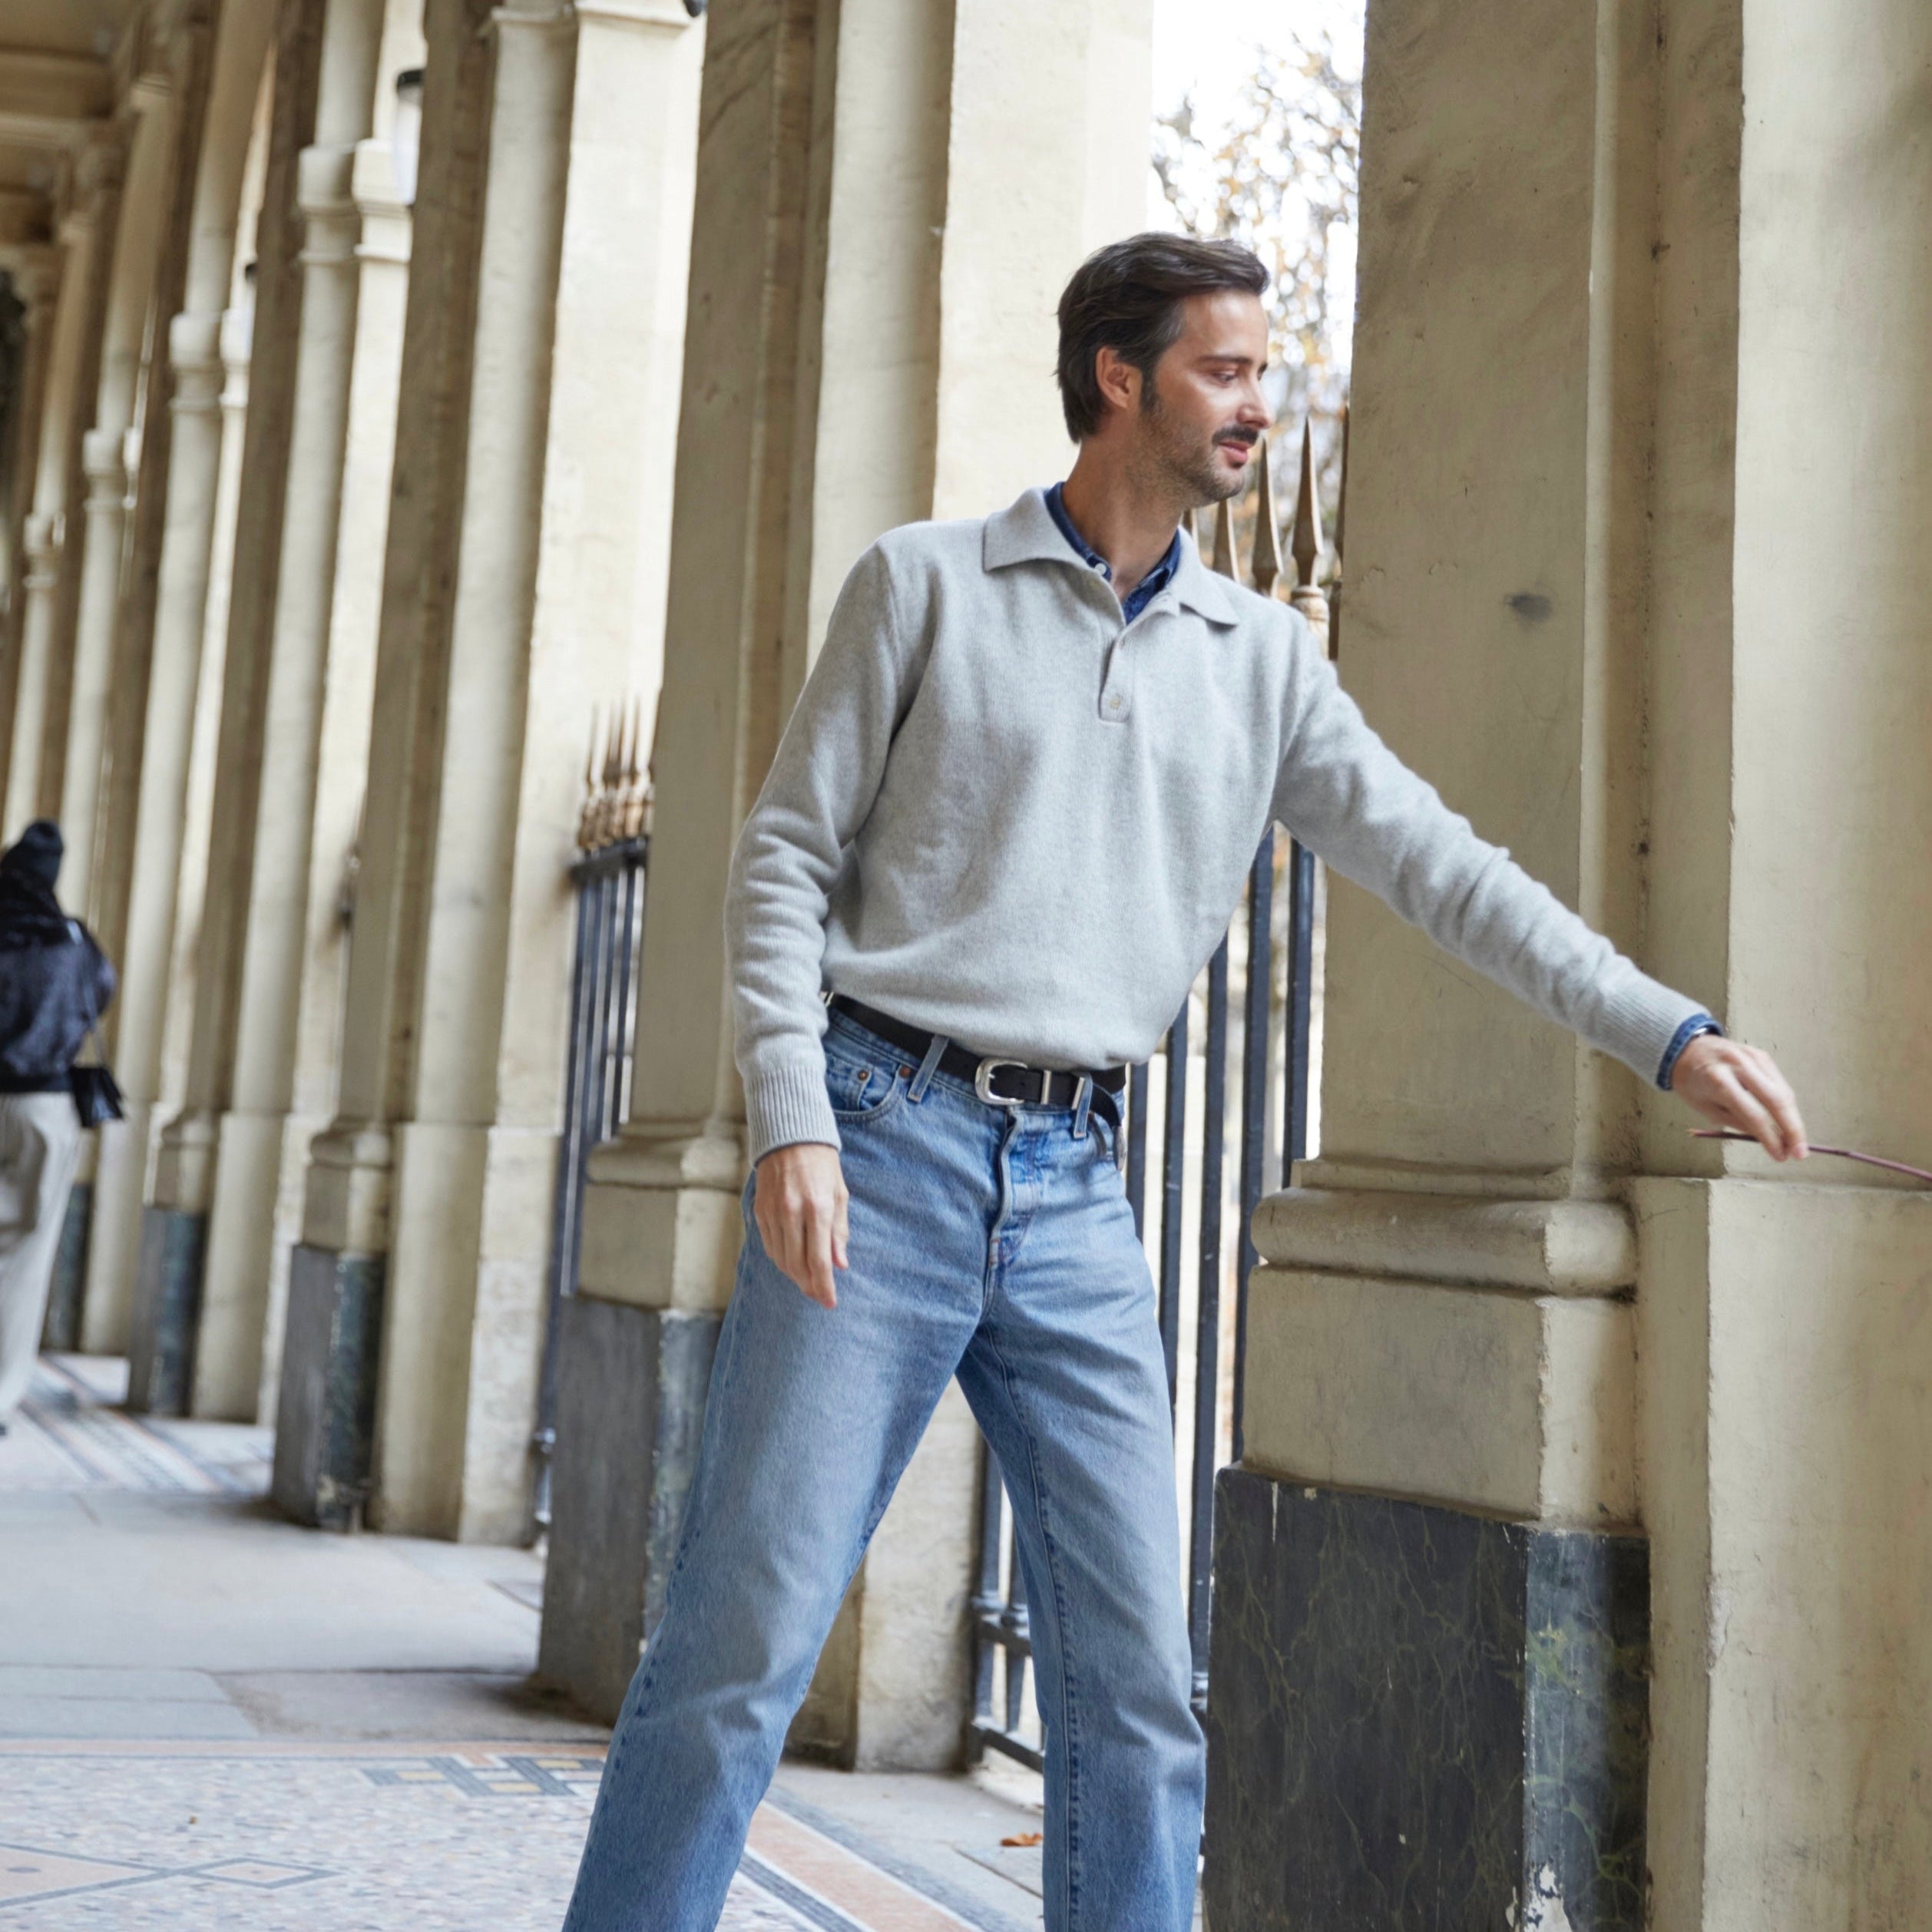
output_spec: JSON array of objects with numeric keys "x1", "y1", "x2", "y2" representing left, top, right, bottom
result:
[
  {"x1": 7, "y1": 249, "x2": 61, "y2": 313},
  {"x1": 22, "y1": 513, "x2": 60, "y2": 581},
  {"x1": 74, "y1": 126, "x2": 127, "y2": 199},
  {"x1": 349, "y1": 139, "x2": 412, "y2": 265},
  {"x1": 491, "y1": 1, "x2": 577, "y2": 31},
  {"x1": 81, "y1": 427, "x2": 129, "y2": 502},
  {"x1": 219, "y1": 301, "x2": 253, "y2": 385},
  {"x1": 127, "y1": 70, "x2": 175, "y2": 117},
  {"x1": 296, "y1": 143, "x2": 362, "y2": 266},
  {"x1": 167, "y1": 308, "x2": 227, "y2": 413},
  {"x1": 573, "y1": 0, "x2": 699, "y2": 27}
]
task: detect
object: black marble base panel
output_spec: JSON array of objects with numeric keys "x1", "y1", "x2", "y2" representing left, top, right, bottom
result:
[
  {"x1": 270, "y1": 1243, "x2": 386, "y2": 1532},
  {"x1": 125, "y1": 1208, "x2": 209, "y2": 1415},
  {"x1": 38, "y1": 1183, "x2": 91, "y2": 1353},
  {"x1": 1206, "y1": 1469, "x2": 1647, "y2": 1932},
  {"x1": 538, "y1": 1295, "x2": 721, "y2": 1722}
]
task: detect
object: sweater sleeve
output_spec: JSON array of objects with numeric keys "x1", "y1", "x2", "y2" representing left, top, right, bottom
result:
[
  {"x1": 726, "y1": 541, "x2": 915, "y2": 1163},
  {"x1": 1269, "y1": 616, "x2": 1707, "y2": 1083}
]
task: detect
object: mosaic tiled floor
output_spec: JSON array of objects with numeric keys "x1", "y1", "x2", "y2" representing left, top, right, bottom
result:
[
  {"x1": 2, "y1": 1356, "x2": 272, "y2": 1497},
  {"x1": 0, "y1": 1358, "x2": 1045, "y2": 1929},
  {"x1": 0, "y1": 1742, "x2": 1038, "y2": 1929}
]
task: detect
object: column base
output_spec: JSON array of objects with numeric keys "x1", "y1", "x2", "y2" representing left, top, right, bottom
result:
[
  {"x1": 270, "y1": 1242, "x2": 386, "y2": 1532},
  {"x1": 38, "y1": 1183, "x2": 93, "y2": 1354},
  {"x1": 538, "y1": 1292, "x2": 720, "y2": 1722},
  {"x1": 124, "y1": 1209, "x2": 209, "y2": 1415},
  {"x1": 1205, "y1": 1469, "x2": 1647, "y2": 1932},
  {"x1": 577, "y1": 1123, "x2": 743, "y2": 1312}
]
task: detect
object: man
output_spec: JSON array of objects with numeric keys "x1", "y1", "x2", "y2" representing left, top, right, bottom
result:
[
  {"x1": 562, "y1": 235, "x2": 1805, "y2": 1932},
  {"x1": 0, "y1": 822, "x2": 115, "y2": 1434}
]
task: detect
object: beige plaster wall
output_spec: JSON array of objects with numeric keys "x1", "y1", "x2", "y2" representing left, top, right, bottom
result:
[
  {"x1": 1724, "y1": 0, "x2": 1932, "y2": 1165},
  {"x1": 1639, "y1": 1179, "x2": 1932, "y2": 1930}
]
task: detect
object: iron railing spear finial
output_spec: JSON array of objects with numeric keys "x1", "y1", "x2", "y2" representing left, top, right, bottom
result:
[
  {"x1": 1250, "y1": 435, "x2": 1285, "y2": 600},
  {"x1": 1210, "y1": 492, "x2": 1241, "y2": 581},
  {"x1": 577, "y1": 705, "x2": 604, "y2": 851},
  {"x1": 1289, "y1": 416, "x2": 1328, "y2": 647},
  {"x1": 1328, "y1": 402, "x2": 1349, "y2": 663}
]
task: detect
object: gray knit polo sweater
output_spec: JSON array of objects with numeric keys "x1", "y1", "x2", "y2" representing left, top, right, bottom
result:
[{"x1": 726, "y1": 488, "x2": 1703, "y2": 1163}]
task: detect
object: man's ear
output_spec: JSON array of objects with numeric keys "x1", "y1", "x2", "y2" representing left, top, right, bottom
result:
[{"x1": 1092, "y1": 344, "x2": 1140, "y2": 421}]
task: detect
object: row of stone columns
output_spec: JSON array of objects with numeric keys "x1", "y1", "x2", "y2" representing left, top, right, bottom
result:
[{"x1": 0, "y1": 0, "x2": 706, "y2": 1560}]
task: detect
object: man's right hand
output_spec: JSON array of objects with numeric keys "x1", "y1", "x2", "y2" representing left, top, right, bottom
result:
[{"x1": 753, "y1": 1142, "x2": 849, "y2": 1309}]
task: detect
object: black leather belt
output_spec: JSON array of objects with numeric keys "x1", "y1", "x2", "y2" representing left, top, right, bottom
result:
[{"x1": 829, "y1": 995, "x2": 1124, "y2": 1121}]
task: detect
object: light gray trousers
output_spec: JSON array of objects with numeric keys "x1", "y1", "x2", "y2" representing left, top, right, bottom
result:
[{"x1": 0, "y1": 1091, "x2": 81, "y2": 1419}]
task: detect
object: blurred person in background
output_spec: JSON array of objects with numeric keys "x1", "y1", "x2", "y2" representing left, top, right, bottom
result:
[{"x1": 0, "y1": 822, "x2": 115, "y2": 1434}]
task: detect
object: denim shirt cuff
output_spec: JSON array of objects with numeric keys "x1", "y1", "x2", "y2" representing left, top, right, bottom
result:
[{"x1": 1656, "y1": 1012, "x2": 1723, "y2": 1090}]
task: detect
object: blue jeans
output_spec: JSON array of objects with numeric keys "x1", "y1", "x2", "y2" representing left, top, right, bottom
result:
[{"x1": 561, "y1": 1008, "x2": 1203, "y2": 1930}]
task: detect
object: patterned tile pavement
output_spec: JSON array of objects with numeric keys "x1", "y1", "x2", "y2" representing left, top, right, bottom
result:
[
  {"x1": 0, "y1": 1742, "x2": 1034, "y2": 1930},
  {"x1": 0, "y1": 1358, "x2": 1046, "y2": 1931},
  {"x1": 2, "y1": 1357, "x2": 272, "y2": 1497}
]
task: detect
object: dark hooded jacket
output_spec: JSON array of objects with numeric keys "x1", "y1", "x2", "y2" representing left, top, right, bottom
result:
[{"x1": 0, "y1": 821, "x2": 115, "y2": 1092}]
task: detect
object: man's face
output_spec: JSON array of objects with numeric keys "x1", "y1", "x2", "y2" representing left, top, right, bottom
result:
[{"x1": 1131, "y1": 291, "x2": 1272, "y2": 507}]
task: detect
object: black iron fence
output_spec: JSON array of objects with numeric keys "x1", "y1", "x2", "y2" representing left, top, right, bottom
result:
[
  {"x1": 970, "y1": 421, "x2": 1341, "y2": 1768},
  {"x1": 532, "y1": 710, "x2": 652, "y2": 1530}
]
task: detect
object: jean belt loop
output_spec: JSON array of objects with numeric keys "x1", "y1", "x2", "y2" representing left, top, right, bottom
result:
[
  {"x1": 1071, "y1": 1074, "x2": 1093, "y2": 1140},
  {"x1": 908, "y1": 1031, "x2": 949, "y2": 1103}
]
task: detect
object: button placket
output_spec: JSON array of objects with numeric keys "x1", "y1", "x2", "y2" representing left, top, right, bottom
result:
[{"x1": 1099, "y1": 630, "x2": 1134, "y2": 722}]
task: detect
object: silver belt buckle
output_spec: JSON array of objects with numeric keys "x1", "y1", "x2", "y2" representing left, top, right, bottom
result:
[{"x1": 974, "y1": 1057, "x2": 1030, "y2": 1108}]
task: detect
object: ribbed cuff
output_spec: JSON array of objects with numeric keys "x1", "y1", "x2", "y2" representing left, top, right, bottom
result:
[
  {"x1": 1588, "y1": 974, "x2": 1713, "y2": 1090},
  {"x1": 745, "y1": 1057, "x2": 842, "y2": 1166},
  {"x1": 1655, "y1": 1011, "x2": 1724, "y2": 1091}
]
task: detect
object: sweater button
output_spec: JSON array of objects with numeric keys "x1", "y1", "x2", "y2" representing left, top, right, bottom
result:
[{"x1": 1106, "y1": 693, "x2": 1123, "y2": 711}]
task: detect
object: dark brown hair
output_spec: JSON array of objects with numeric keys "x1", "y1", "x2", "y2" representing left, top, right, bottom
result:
[{"x1": 1055, "y1": 233, "x2": 1268, "y2": 440}]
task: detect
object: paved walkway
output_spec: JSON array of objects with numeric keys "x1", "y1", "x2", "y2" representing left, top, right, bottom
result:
[{"x1": 1, "y1": 1357, "x2": 1047, "y2": 1930}]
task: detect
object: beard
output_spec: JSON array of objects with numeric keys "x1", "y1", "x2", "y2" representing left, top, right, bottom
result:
[{"x1": 1133, "y1": 384, "x2": 1255, "y2": 508}]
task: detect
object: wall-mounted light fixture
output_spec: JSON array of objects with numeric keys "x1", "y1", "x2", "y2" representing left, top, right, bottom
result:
[{"x1": 392, "y1": 68, "x2": 425, "y2": 207}]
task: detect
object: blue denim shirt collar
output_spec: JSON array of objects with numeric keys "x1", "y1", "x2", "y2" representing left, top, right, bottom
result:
[{"x1": 1044, "y1": 482, "x2": 1186, "y2": 624}]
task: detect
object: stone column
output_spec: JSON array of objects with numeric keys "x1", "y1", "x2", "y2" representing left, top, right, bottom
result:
[
  {"x1": 0, "y1": 253, "x2": 66, "y2": 841},
  {"x1": 115, "y1": 0, "x2": 279, "y2": 1413},
  {"x1": 4, "y1": 230, "x2": 94, "y2": 1355},
  {"x1": 280, "y1": 0, "x2": 498, "y2": 1528},
  {"x1": 55, "y1": 88, "x2": 177, "y2": 949},
  {"x1": 5, "y1": 516, "x2": 61, "y2": 842},
  {"x1": 170, "y1": 0, "x2": 405, "y2": 1423},
  {"x1": 160, "y1": 299, "x2": 256, "y2": 1133},
  {"x1": 145, "y1": 0, "x2": 327, "y2": 1390},
  {"x1": 543, "y1": 0, "x2": 1153, "y2": 1761},
  {"x1": 28, "y1": 135, "x2": 124, "y2": 843},
  {"x1": 0, "y1": 255, "x2": 61, "y2": 796},
  {"x1": 280, "y1": 0, "x2": 612, "y2": 1540},
  {"x1": 1206, "y1": 1, "x2": 1932, "y2": 1927}
]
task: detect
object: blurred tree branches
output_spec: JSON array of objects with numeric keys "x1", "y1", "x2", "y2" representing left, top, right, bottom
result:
[{"x1": 1153, "y1": 29, "x2": 1358, "y2": 550}]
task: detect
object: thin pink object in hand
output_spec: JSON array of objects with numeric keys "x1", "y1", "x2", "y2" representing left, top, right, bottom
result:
[{"x1": 1690, "y1": 1128, "x2": 1932, "y2": 1186}]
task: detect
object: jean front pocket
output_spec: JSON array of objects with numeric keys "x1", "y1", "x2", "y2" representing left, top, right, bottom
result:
[{"x1": 825, "y1": 1050, "x2": 908, "y2": 1125}]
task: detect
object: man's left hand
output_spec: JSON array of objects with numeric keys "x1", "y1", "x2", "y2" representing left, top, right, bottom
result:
[{"x1": 1671, "y1": 1034, "x2": 1808, "y2": 1161}]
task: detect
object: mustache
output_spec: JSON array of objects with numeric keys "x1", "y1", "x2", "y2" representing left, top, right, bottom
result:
[{"x1": 1214, "y1": 428, "x2": 1260, "y2": 449}]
